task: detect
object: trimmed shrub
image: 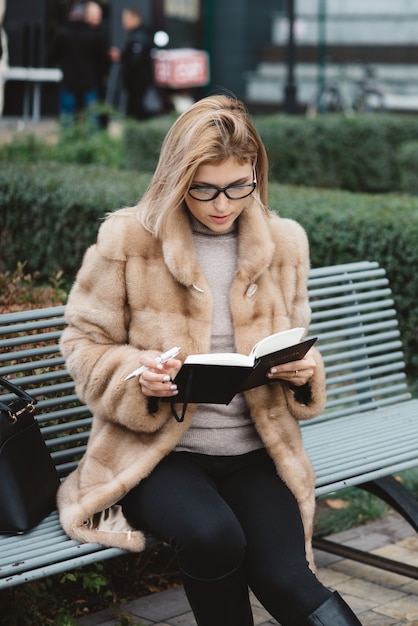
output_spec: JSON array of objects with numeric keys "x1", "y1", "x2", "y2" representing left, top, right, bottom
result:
[
  {"x1": 0, "y1": 162, "x2": 150, "y2": 281},
  {"x1": 2, "y1": 114, "x2": 418, "y2": 194},
  {"x1": 122, "y1": 115, "x2": 175, "y2": 171},
  {"x1": 255, "y1": 113, "x2": 418, "y2": 193},
  {"x1": 396, "y1": 140, "x2": 418, "y2": 195},
  {"x1": 121, "y1": 113, "x2": 418, "y2": 193}
]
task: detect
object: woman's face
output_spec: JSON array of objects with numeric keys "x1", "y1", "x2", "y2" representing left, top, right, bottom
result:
[{"x1": 185, "y1": 159, "x2": 254, "y2": 233}]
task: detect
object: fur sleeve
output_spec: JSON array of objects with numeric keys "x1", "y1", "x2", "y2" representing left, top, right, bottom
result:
[
  {"x1": 61, "y1": 234, "x2": 172, "y2": 433},
  {"x1": 283, "y1": 346, "x2": 327, "y2": 420}
]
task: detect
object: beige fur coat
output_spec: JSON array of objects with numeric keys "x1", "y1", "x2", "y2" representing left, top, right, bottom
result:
[{"x1": 57, "y1": 203, "x2": 326, "y2": 570}]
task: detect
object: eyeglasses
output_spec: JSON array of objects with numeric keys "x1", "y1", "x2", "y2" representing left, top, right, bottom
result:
[{"x1": 188, "y1": 180, "x2": 257, "y2": 202}]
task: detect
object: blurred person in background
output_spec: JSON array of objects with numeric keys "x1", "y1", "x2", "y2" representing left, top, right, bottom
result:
[
  {"x1": 85, "y1": 1, "x2": 111, "y2": 128},
  {"x1": 85, "y1": 1, "x2": 102, "y2": 27},
  {"x1": 110, "y1": 6, "x2": 154, "y2": 120},
  {"x1": 50, "y1": 3, "x2": 109, "y2": 125}
]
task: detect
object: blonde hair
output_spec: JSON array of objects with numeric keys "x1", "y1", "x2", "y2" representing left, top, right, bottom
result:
[{"x1": 136, "y1": 95, "x2": 270, "y2": 237}]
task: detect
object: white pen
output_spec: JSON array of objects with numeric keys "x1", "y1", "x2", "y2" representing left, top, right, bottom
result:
[{"x1": 125, "y1": 346, "x2": 181, "y2": 381}]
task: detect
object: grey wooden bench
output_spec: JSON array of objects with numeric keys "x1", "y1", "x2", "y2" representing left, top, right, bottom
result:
[{"x1": 1, "y1": 260, "x2": 417, "y2": 589}]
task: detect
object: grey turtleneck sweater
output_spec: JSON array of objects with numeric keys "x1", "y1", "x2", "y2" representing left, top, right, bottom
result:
[{"x1": 175, "y1": 215, "x2": 263, "y2": 455}]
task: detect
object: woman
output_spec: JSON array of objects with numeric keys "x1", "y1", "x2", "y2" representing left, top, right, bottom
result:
[{"x1": 58, "y1": 95, "x2": 362, "y2": 625}]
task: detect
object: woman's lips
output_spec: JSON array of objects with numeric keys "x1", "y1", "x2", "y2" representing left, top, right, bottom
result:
[{"x1": 210, "y1": 214, "x2": 232, "y2": 223}]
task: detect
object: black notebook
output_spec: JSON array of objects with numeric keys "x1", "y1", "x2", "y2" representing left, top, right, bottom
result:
[{"x1": 163, "y1": 328, "x2": 317, "y2": 407}]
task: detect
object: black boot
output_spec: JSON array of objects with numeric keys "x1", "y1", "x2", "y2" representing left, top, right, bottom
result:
[
  {"x1": 301, "y1": 591, "x2": 362, "y2": 625},
  {"x1": 181, "y1": 564, "x2": 254, "y2": 626}
]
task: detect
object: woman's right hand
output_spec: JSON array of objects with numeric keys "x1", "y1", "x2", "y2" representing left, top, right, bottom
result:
[{"x1": 137, "y1": 352, "x2": 181, "y2": 398}]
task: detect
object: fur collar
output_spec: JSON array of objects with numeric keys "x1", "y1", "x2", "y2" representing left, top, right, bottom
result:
[{"x1": 162, "y1": 203, "x2": 275, "y2": 291}]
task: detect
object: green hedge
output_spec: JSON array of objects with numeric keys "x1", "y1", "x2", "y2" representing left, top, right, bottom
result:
[
  {"x1": 120, "y1": 113, "x2": 418, "y2": 193},
  {"x1": 1, "y1": 161, "x2": 417, "y2": 377},
  {"x1": 121, "y1": 111, "x2": 418, "y2": 199},
  {"x1": 255, "y1": 113, "x2": 418, "y2": 193},
  {"x1": 122, "y1": 116, "x2": 175, "y2": 171},
  {"x1": 0, "y1": 162, "x2": 150, "y2": 280},
  {"x1": 396, "y1": 140, "x2": 418, "y2": 195},
  {"x1": 2, "y1": 114, "x2": 418, "y2": 194}
]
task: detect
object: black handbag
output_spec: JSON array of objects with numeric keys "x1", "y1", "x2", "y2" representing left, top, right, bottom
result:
[{"x1": 0, "y1": 376, "x2": 60, "y2": 533}]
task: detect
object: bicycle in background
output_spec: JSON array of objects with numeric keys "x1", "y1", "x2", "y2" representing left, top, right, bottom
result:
[
  {"x1": 351, "y1": 64, "x2": 386, "y2": 112},
  {"x1": 306, "y1": 62, "x2": 386, "y2": 117}
]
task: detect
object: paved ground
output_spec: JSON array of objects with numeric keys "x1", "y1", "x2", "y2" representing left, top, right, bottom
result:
[
  {"x1": 0, "y1": 115, "x2": 122, "y2": 144},
  {"x1": 74, "y1": 514, "x2": 418, "y2": 626},
  {"x1": 0, "y1": 116, "x2": 60, "y2": 144}
]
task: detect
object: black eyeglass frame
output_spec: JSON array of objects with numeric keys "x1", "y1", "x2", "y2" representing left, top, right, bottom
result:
[{"x1": 188, "y1": 181, "x2": 257, "y2": 202}]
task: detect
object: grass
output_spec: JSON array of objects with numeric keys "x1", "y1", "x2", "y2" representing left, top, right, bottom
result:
[{"x1": 315, "y1": 467, "x2": 418, "y2": 535}]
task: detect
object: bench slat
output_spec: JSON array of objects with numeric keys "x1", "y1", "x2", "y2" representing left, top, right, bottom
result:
[
  {"x1": 1, "y1": 541, "x2": 124, "y2": 578},
  {"x1": 0, "y1": 547, "x2": 127, "y2": 589},
  {"x1": 0, "y1": 357, "x2": 65, "y2": 376},
  {"x1": 42, "y1": 417, "x2": 92, "y2": 436},
  {"x1": 310, "y1": 308, "x2": 396, "y2": 330},
  {"x1": 3, "y1": 531, "x2": 78, "y2": 561},
  {"x1": 313, "y1": 393, "x2": 413, "y2": 422},
  {"x1": 309, "y1": 280, "x2": 390, "y2": 300},
  {"x1": 320, "y1": 339, "x2": 403, "y2": 360},
  {"x1": 310, "y1": 286, "x2": 392, "y2": 301},
  {"x1": 0, "y1": 343, "x2": 61, "y2": 362},
  {"x1": 324, "y1": 352, "x2": 405, "y2": 375},
  {"x1": 0, "y1": 331, "x2": 63, "y2": 350},
  {"x1": 306, "y1": 400, "x2": 418, "y2": 494},
  {"x1": 326, "y1": 373, "x2": 406, "y2": 396},
  {"x1": 0, "y1": 306, "x2": 65, "y2": 324},
  {"x1": 0, "y1": 318, "x2": 66, "y2": 336},
  {"x1": 310, "y1": 299, "x2": 394, "y2": 321},
  {"x1": 308, "y1": 261, "x2": 381, "y2": 279}
]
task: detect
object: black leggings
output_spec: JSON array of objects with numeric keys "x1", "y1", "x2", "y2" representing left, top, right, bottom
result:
[{"x1": 121, "y1": 448, "x2": 331, "y2": 624}]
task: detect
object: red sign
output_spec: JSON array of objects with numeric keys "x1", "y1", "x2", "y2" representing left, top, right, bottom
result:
[{"x1": 153, "y1": 49, "x2": 210, "y2": 89}]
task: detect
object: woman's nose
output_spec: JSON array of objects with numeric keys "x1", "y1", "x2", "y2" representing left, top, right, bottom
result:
[{"x1": 213, "y1": 191, "x2": 230, "y2": 210}]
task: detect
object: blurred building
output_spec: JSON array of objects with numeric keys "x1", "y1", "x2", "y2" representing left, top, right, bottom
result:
[
  {"x1": 1, "y1": 0, "x2": 283, "y2": 118},
  {"x1": 246, "y1": 0, "x2": 418, "y2": 112},
  {"x1": 2, "y1": 0, "x2": 418, "y2": 119}
]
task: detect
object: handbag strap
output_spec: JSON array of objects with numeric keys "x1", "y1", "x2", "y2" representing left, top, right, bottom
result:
[
  {"x1": 0, "y1": 376, "x2": 37, "y2": 419},
  {"x1": 0, "y1": 399, "x2": 36, "y2": 420}
]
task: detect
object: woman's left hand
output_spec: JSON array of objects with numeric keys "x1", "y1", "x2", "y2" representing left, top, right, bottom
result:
[{"x1": 266, "y1": 348, "x2": 316, "y2": 387}]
